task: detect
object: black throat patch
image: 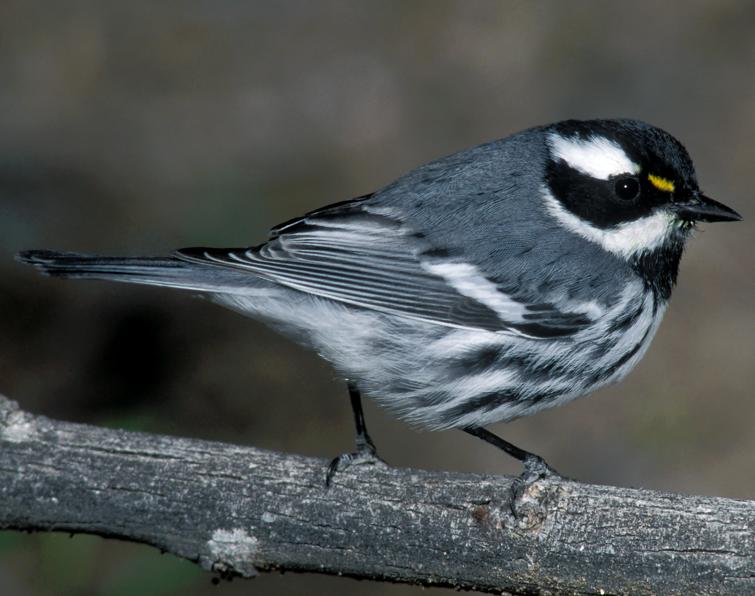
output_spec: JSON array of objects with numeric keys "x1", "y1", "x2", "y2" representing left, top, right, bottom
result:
[{"x1": 630, "y1": 239, "x2": 685, "y2": 301}]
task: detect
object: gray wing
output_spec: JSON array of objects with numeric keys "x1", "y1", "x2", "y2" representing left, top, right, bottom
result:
[{"x1": 176, "y1": 197, "x2": 591, "y2": 337}]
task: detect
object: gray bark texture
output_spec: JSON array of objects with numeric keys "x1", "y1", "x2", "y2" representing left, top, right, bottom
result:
[{"x1": 0, "y1": 393, "x2": 752, "y2": 595}]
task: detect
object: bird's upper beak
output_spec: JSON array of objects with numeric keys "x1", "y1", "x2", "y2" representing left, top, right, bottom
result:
[{"x1": 668, "y1": 193, "x2": 742, "y2": 223}]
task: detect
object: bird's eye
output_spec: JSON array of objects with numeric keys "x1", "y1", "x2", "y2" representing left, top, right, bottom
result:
[{"x1": 614, "y1": 176, "x2": 640, "y2": 201}]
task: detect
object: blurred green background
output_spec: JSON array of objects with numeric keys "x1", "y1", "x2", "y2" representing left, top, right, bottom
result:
[{"x1": 1, "y1": 1, "x2": 753, "y2": 594}]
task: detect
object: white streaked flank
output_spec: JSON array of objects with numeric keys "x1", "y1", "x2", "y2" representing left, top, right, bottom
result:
[
  {"x1": 213, "y1": 274, "x2": 666, "y2": 431},
  {"x1": 431, "y1": 281, "x2": 663, "y2": 429},
  {"x1": 547, "y1": 133, "x2": 640, "y2": 179},
  {"x1": 595, "y1": 296, "x2": 667, "y2": 385},
  {"x1": 542, "y1": 188, "x2": 675, "y2": 259},
  {"x1": 438, "y1": 370, "x2": 518, "y2": 406},
  {"x1": 425, "y1": 329, "x2": 502, "y2": 356}
]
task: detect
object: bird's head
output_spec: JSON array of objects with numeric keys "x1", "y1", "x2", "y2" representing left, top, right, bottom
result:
[{"x1": 541, "y1": 119, "x2": 741, "y2": 261}]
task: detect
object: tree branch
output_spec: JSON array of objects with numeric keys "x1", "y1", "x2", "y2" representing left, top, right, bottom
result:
[{"x1": 0, "y1": 394, "x2": 752, "y2": 595}]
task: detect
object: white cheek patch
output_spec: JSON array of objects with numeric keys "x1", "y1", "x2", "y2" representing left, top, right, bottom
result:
[
  {"x1": 548, "y1": 133, "x2": 640, "y2": 179},
  {"x1": 542, "y1": 188, "x2": 674, "y2": 259}
]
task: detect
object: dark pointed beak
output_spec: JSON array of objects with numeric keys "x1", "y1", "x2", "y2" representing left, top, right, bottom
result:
[{"x1": 668, "y1": 193, "x2": 742, "y2": 223}]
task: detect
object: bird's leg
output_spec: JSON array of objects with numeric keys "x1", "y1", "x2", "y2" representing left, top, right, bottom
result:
[
  {"x1": 462, "y1": 426, "x2": 561, "y2": 480},
  {"x1": 325, "y1": 382, "x2": 386, "y2": 486}
]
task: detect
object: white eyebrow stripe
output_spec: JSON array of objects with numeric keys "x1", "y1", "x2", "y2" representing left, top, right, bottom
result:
[{"x1": 547, "y1": 133, "x2": 640, "y2": 180}]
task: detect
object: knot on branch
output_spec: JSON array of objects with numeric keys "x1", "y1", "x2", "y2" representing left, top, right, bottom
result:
[
  {"x1": 0, "y1": 395, "x2": 38, "y2": 443},
  {"x1": 200, "y1": 528, "x2": 260, "y2": 579},
  {"x1": 467, "y1": 478, "x2": 567, "y2": 540},
  {"x1": 0, "y1": 394, "x2": 20, "y2": 419},
  {"x1": 507, "y1": 477, "x2": 567, "y2": 535}
]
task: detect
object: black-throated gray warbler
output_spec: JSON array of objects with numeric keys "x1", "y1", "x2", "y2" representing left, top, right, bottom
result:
[{"x1": 18, "y1": 119, "x2": 742, "y2": 482}]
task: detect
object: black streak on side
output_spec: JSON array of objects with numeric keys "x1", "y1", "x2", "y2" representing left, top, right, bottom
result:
[{"x1": 606, "y1": 297, "x2": 645, "y2": 334}]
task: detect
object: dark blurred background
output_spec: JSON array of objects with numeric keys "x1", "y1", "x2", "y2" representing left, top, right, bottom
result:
[{"x1": 0, "y1": 1, "x2": 753, "y2": 595}]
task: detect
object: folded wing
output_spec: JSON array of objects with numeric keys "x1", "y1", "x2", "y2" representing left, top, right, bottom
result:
[{"x1": 177, "y1": 198, "x2": 592, "y2": 337}]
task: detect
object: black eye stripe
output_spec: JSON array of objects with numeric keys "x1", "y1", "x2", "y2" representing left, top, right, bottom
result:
[{"x1": 545, "y1": 159, "x2": 655, "y2": 229}]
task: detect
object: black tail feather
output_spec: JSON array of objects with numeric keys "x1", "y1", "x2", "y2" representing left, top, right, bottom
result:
[
  {"x1": 16, "y1": 249, "x2": 257, "y2": 292},
  {"x1": 16, "y1": 250, "x2": 186, "y2": 278}
]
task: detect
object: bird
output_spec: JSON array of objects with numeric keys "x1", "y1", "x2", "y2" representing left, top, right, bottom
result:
[{"x1": 17, "y1": 118, "x2": 742, "y2": 484}]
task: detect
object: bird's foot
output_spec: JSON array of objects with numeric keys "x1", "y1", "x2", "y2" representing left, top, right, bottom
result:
[
  {"x1": 521, "y1": 453, "x2": 561, "y2": 482},
  {"x1": 325, "y1": 440, "x2": 387, "y2": 487},
  {"x1": 510, "y1": 454, "x2": 562, "y2": 502}
]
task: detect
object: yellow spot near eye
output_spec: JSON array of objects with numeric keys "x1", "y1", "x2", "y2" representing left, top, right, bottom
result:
[{"x1": 648, "y1": 174, "x2": 675, "y2": 193}]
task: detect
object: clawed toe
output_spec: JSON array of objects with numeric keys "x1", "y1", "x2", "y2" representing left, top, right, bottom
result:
[
  {"x1": 522, "y1": 454, "x2": 561, "y2": 481},
  {"x1": 509, "y1": 454, "x2": 563, "y2": 502},
  {"x1": 325, "y1": 445, "x2": 386, "y2": 487}
]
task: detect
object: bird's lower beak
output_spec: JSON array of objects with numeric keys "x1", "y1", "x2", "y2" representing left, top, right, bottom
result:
[{"x1": 668, "y1": 194, "x2": 742, "y2": 223}]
